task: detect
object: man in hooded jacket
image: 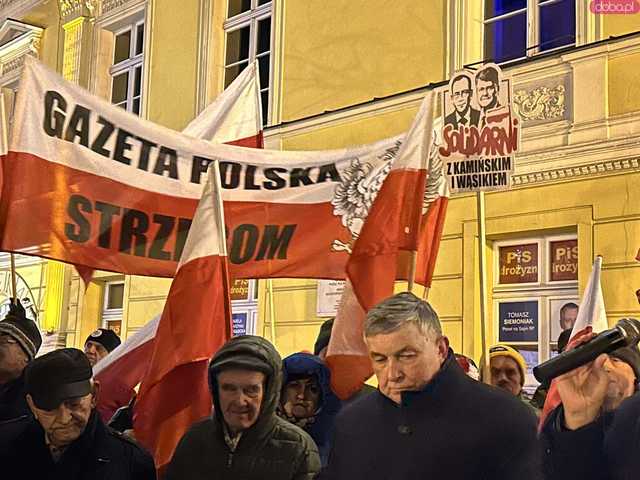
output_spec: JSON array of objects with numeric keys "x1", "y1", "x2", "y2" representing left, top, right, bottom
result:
[
  {"x1": 278, "y1": 352, "x2": 341, "y2": 465},
  {"x1": 164, "y1": 335, "x2": 321, "y2": 480}
]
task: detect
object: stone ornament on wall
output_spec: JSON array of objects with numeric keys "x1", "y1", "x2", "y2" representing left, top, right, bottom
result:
[
  {"x1": 513, "y1": 85, "x2": 566, "y2": 122},
  {"x1": 59, "y1": 0, "x2": 97, "y2": 21}
]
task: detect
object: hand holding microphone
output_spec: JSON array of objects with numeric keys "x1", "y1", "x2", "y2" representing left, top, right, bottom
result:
[{"x1": 533, "y1": 318, "x2": 640, "y2": 430}]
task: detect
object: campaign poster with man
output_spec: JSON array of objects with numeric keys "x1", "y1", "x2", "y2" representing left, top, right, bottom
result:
[{"x1": 440, "y1": 63, "x2": 519, "y2": 194}]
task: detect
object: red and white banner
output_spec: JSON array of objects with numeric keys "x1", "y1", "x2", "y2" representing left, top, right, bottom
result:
[
  {"x1": 133, "y1": 165, "x2": 232, "y2": 471},
  {"x1": 327, "y1": 93, "x2": 440, "y2": 399},
  {"x1": 0, "y1": 56, "x2": 414, "y2": 281},
  {"x1": 183, "y1": 60, "x2": 263, "y2": 148}
]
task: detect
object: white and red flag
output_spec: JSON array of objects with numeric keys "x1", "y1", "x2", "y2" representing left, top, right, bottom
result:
[
  {"x1": 539, "y1": 256, "x2": 608, "y2": 428},
  {"x1": 183, "y1": 60, "x2": 263, "y2": 148},
  {"x1": 0, "y1": 56, "x2": 408, "y2": 281},
  {"x1": 326, "y1": 92, "x2": 438, "y2": 399},
  {"x1": 133, "y1": 164, "x2": 232, "y2": 472},
  {"x1": 92, "y1": 314, "x2": 159, "y2": 421}
]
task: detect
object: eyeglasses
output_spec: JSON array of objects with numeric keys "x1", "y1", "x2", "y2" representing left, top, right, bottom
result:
[{"x1": 452, "y1": 90, "x2": 472, "y2": 98}]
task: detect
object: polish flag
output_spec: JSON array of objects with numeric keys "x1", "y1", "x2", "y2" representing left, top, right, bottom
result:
[
  {"x1": 183, "y1": 60, "x2": 263, "y2": 148},
  {"x1": 74, "y1": 60, "x2": 263, "y2": 284},
  {"x1": 326, "y1": 92, "x2": 435, "y2": 400},
  {"x1": 133, "y1": 164, "x2": 232, "y2": 472},
  {"x1": 415, "y1": 117, "x2": 449, "y2": 288},
  {"x1": 539, "y1": 256, "x2": 608, "y2": 429},
  {"x1": 92, "y1": 315, "x2": 159, "y2": 422}
]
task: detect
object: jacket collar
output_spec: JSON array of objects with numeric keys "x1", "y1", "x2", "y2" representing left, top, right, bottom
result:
[{"x1": 397, "y1": 349, "x2": 468, "y2": 408}]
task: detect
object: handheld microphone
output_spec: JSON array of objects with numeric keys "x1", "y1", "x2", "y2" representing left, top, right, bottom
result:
[{"x1": 533, "y1": 318, "x2": 640, "y2": 384}]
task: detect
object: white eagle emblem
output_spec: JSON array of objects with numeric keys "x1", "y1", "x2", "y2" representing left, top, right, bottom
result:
[{"x1": 330, "y1": 141, "x2": 402, "y2": 253}]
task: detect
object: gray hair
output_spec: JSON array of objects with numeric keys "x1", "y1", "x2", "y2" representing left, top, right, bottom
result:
[{"x1": 364, "y1": 292, "x2": 442, "y2": 339}]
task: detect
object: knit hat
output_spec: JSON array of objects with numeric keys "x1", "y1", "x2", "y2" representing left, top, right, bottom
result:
[
  {"x1": 85, "y1": 328, "x2": 121, "y2": 353},
  {"x1": 610, "y1": 345, "x2": 640, "y2": 381},
  {"x1": 0, "y1": 300, "x2": 42, "y2": 360},
  {"x1": 489, "y1": 344, "x2": 527, "y2": 386}
]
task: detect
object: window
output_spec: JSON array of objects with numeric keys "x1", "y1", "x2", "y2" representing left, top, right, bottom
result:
[
  {"x1": 102, "y1": 280, "x2": 125, "y2": 336},
  {"x1": 230, "y1": 279, "x2": 259, "y2": 336},
  {"x1": 110, "y1": 20, "x2": 144, "y2": 115},
  {"x1": 493, "y1": 234, "x2": 578, "y2": 395},
  {"x1": 484, "y1": 0, "x2": 576, "y2": 63},
  {"x1": 224, "y1": 0, "x2": 272, "y2": 125}
]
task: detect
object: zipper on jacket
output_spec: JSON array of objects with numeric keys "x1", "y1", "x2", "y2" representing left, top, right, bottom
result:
[{"x1": 227, "y1": 452, "x2": 233, "y2": 468}]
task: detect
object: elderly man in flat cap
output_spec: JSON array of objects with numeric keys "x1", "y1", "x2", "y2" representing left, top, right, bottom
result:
[
  {"x1": 0, "y1": 299, "x2": 42, "y2": 422},
  {"x1": 0, "y1": 348, "x2": 155, "y2": 479}
]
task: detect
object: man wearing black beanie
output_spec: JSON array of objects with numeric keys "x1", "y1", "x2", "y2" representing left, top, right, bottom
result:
[
  {"x1": 84, "y1": 328, "x2": 121, "y2": 367},
  {"x1": 0, "y1": 299, "x2": 42, "y2": 422}
]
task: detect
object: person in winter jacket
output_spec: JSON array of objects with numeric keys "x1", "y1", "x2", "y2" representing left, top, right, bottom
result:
[
  {"x1": 279, "y1": 352, "x2": 341, "y2": 465},
  {"x1": 540, "y1": 332, "x2": 640, "y2": 480},
  {"x1": 321, "y1": 292, "x2": 541, "y2": 480},
  {"x1": 0, "y1": 299, "x2": 42, "y2": 422},
  {"x1": 165, "y1": 335, "x2": 321, "y2": 480},
  {"x1": 0, "y1": 348, "x2": 155, "y2": 480}
]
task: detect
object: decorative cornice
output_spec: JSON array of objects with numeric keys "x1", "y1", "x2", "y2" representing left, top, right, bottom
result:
[
  {"x1": 59, "y1": 0, "x2": 97, "y2": 21},
  {"x1": 0, "y1": 0, "x2": 42, "y2": 22},
  {"x1": 513, "y1": 158, "x2": 640, "y2": 186},
  {"x1": 99, "y1": 0, "x2": 129, "y2": 15},
  {"x1": 0, "y1": 20, "x2": 42, "y2": 85},
  {"x1": 513, "y1": 85, "x2": 566, "y2": 122}
]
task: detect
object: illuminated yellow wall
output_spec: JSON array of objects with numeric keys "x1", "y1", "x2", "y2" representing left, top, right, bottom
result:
[
  {"x1": 23, "y1": 0, "x2": 62, "y2": 71},
  {"x1": 146, "y1": 0, "x2": 200, "y2": 130},
  {"x1": 608, "y1": 52, "x2": 640, "y2": 115},
  {"x1": 280, "y1": 0, "x2": 446, "y2": 122},
  {"x1": 603, "y1": 12, "x2": 640, "y2": 38}
]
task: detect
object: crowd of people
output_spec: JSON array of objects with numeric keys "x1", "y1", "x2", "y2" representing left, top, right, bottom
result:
[{"x1": 0, "y1": 293, "x2": 638, "y2": 479}]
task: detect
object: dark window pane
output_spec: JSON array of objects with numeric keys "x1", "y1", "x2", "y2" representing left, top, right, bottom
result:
[
  {"x1": 225, "y1": 27, "x2": 250, "y2": 66},
  {"x1": 224, "y1": 61, "x2": 248, "y2": 88},
  {"x1": 107, "y1": 283, "x2": 124, "y2": 309},
  {"x1": 134, "y1": 66, "x2": 142, "y2": 96},
  {"x1": 257, "y1": 17, "x2": 271, "y2": 54},
  {"x1": 228, "y1": 0, "x2": 251, "y2": 18},
  {"x1": 485, "y1": 0, "x2": 526, "y2": 19},
  {"x1": 258, "y1": 0, "x2": 271, "y2": 5},
  {"x1": 135, "y1": 23, "x2": 144, "y2": 55},
  {"x1": 114, "y1": 29, "x2": 131, "y2": 64},
  {"x1": 484, "y1": 12, "x2": 526, "y2": 63},
  {"x1": 540, "y1": 0, "x2": 576, "y2": 51},
  {"x1": 133, "y1": 98, "x2": 141, "y2": 115},
  {"x1": 111, "y1": 72, "x2": 129, "y2": 104},
  {"x1": 260, "y1": 89, "x2": 269, "y2": 125},
  {"x1": 115, "y1": 102, "x2": 127, "y2": 109},
  {"x1": 258, "y1": 54, "x2": 270, "y2": 89}
]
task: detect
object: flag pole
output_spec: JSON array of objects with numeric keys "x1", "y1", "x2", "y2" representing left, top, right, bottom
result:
[
  {"x1": 477, "y1": 191, "x2": 490, "y2": 384},
  {"x1": 9, "y1": 254, "x2": 17, "y2": 304},
  {"x1": 267, "y1": 279, "x2": 277, "y2": 348},
  {"x1": 407, "y1": 250, "x2": 418, "y2": 292}
]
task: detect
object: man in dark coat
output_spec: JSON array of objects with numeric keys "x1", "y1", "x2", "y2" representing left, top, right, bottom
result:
[
  {"x1": 0, "y1": 348, "x2": 155, "y2": 479},
  {"x1": 321, "y1": 292, "x2": 541, "y2": 480},
  {"x1": 0, "y1": 299, "x2": 42, "y2": 422},
  {"x1": 540, "y1": 336, "x2": 640, "y2": 480},
  {"x1": 164, "y1": 335, "x2": 321, "y2": 480}
]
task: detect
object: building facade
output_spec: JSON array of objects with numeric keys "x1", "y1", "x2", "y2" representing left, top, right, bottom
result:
[{"x1": 1, "y1": 1, "x2": 639, "y2": 391}]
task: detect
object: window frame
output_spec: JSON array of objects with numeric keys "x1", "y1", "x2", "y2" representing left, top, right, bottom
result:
[
  {"x1": 482, "y1": 0, "x2": 576, "y2": 64},
  {"x1": 223, "y1": 0, "x2": 273, "y2": 125},
  {"x1": 450, "y1": 0, "x2": 598, "y2": 73},
  {"x1": 492, "y1": 233, "x2": 579, "y2": 392},
  {"x1": 102, "y1": 280, "x2": 125, "y2": 328},
  {"x1": 108, "y1": 18, "x2": 145, "y2": 115}
]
